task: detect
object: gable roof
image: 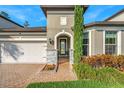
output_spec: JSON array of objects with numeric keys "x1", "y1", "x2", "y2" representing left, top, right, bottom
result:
[
  {"x1": 104, "y1": 8, "x2": 124, "y2": 21},
  {"x1": 0, "y1": 9, "x2": 47, "y2": 32},
  {"x1": 0, "y1": 14, "x2": 24, "y2": 28},
  {"x1": 85, "y1": 8, "x2": 124, "y2": 28}
]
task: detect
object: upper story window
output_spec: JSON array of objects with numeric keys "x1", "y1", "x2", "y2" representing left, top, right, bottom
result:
[
  {"x1": 60, "y1": 17, "x2": 67, "y2": 26},
  {"x1": 105, "y1": 31, "x2": 117, "y2": 55},
  {"x1": 83, "y1": 32, "x2": 89, "y2": 56}
]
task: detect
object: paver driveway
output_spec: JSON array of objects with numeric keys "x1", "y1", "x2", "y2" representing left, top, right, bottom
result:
[
  {"x1": 0, "y1": 63, "x2": 77, "y2": 88},
  {"x1": 0, "y1": 64, "x2": 44, "y2": 88}
]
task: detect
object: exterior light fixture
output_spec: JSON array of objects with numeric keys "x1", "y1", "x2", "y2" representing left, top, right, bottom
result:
[{"x1": 49, "y1": 38, "x2": 54, "y2": 45}]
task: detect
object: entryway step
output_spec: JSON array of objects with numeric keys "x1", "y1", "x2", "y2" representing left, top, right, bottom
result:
[{"x1": 58, "y1": 58, "x2": 69, "y2": 64}]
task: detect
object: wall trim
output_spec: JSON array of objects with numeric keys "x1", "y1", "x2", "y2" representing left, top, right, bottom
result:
[
  {"x1": 103, "y1": 30, "x2": 105, "y2": 54},
  {"x1": 89, "y1": 30, "x2": 92, "y2": 56},
  {"x1": 117, "y1": 30, "x2": 122, "y2": 55},
  {"x1": 0, "y1": 38, "x2": 47, "y2": 42}
]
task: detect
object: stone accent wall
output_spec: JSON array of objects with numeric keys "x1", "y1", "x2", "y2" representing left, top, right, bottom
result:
[
  {"x1": 47, "y1": 49, "x2": 57, "y2": 64},
  {"x1": 69, "y1": 49, "x2": 73, "y2": 64}
]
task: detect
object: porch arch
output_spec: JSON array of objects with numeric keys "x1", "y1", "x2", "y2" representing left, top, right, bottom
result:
[
  {"x1": 54, "y1": 31, "x2": 74, "y2": 64},
  {"x1": 54, "y1": 31, "x2": 73, "y2": 50}
]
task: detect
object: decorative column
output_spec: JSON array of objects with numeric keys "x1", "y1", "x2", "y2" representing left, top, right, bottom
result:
[{"x1": 69, "y1": 49, "x2": 74, "y2": 64}]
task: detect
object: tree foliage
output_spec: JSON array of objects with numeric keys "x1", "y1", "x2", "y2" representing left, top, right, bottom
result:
[
  {"x1": 24, "y1": 20, "x2": 29, "y2": 27},
  {"x1": 0, "y1": 11, "x2": 10, "y2": 19},
  {"x1": 74, "y1": 5, "x2": 83, "y2": 63}
]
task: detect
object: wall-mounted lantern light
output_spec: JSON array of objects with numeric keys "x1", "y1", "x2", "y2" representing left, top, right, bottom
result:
[{"x1": 49, "y1": 38, "x2": 54, "y2": 45}]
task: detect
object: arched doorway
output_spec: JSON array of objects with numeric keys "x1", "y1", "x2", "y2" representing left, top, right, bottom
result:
[
  {"x1": 54, "y1": 31, "x2": 73, "y2": 64},
  {"x1": 57, "y1": 35, "x2": 70, "y2": 63}
]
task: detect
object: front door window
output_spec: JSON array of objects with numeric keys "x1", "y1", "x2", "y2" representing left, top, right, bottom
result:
[{"x1": 60, "y1": 39, "x2": 66, "y2": 55}]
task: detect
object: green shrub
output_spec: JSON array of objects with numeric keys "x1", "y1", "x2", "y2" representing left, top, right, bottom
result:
[
  {"x1": 73, "y1": 62, "x2": 124, "y2": 85},
  {"x1": 74, "y1": 5, "x2": 83, "y2": 63},
  {"x1": 95, "y1": 67, "x2": 116, "y2": 83},
  {"x1": 74, "y1": 63, "x2": 96, "y2": 80}
]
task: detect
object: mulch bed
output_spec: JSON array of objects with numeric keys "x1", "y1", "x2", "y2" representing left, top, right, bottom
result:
[{"x1": 42, "y1": 64, "x2": 56, "y2": 71}]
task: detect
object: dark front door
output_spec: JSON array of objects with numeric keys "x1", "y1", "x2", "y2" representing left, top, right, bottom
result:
[{"x1": 60, "y1": 39, "x2": 66, "y2": 55}]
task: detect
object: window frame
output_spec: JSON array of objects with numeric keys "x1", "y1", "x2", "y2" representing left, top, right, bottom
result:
[
  {"x1": 60, "y1": 16, "x2": 67, "y2": 26},
  {"x1": 83, "y1": 32, "x2": 89, "y2": 56},
  {"x1": 105, "y1": 31, "x2": 117, "y2": 55}
]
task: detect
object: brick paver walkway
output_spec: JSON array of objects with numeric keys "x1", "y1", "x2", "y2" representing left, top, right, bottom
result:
[
  {"x1": 0, "y1": 63, "x2": 77, "y2": 88},
  {"x1": 27, "y1": 62, "x2": 77, "y2": 86}
]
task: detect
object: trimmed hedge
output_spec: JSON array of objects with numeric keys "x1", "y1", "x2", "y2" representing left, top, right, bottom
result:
[
  {"x1": 74, "y1": 55, "x2": 124, "y2": 84},
  {"x1": 82, "y1": 54, "x2": 124, "y2": 71}
]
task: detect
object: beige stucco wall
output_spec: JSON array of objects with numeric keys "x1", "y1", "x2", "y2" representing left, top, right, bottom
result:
[
  {"x1": 90, "y1": 30, "x2": 103, "y2": 55},
  {"x1": 121, "y1": 31, "x2": 124, "y2": 55},
  {"x1": 47, "y1": 11, "x2": 74, "y2": 49},
  {"x1": 85, "y1": 26, "x2": 124, "y2": 56},
  {"x1": 107, "y1": 12, "x2": 124, "y2": 21}
]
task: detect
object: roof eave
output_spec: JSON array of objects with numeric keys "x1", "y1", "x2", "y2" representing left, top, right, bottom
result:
[
  {"x1": 85, "y1": 24, "x2": 124, "y2": 28},
  {"x1": 85, "y1": 22, "x2": 124, "y2": 28},
  {"x1": 1, "y1": 27, "x2": 47, "y2": 32},
  {"x1": 41, "y1": 5, "x2": 88, "y2": 17}
]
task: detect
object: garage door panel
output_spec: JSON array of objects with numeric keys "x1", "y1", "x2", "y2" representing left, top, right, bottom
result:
[{"x1": 1, "y1": 42, "x2": 47, "y2": 63}]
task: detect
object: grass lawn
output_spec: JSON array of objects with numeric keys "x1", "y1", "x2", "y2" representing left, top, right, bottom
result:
[{"x1": 27, "y1": 80, "x2": 124, "y2": 88}]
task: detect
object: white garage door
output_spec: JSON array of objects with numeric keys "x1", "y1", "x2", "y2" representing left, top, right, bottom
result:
[{"x1": 0, "y1": 42, "x2": 47, "y2": 63}]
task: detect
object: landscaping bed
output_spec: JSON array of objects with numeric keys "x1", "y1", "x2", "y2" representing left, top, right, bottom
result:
[
  {"x1": 82, "y1": 54, "x2": 124, "y2": 71},
  {"x1": 27, "y1": 64, "x2": 124, "y2": 88},
  {"x1": 42, "y1": 64, "x2": 55, "y2": 71},
  {"x1": 27, "y1": 55, "x2": 124, "y2": 88}
]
